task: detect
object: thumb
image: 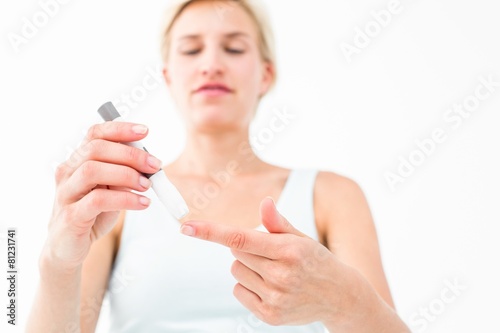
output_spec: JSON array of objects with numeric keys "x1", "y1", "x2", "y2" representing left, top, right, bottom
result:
[{"x1": 260, "y1": 197, "x2": 308, "y2": 237}]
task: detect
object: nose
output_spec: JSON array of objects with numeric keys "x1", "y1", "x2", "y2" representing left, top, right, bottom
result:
[{"x1": 199, "y1": 46, "x2": 225, "y2": 78}]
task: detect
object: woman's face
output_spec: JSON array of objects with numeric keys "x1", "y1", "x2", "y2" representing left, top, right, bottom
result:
[{"x1": 163, "y1": 0, "x2": 274, "y2": 132}]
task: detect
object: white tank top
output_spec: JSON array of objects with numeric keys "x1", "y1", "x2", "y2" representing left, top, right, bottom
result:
[{"x1": 107, "y1": 168, "x2": 327, "y2": 332}]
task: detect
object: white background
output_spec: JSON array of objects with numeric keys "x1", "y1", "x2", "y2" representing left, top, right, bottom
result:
[{"x1": 1, "y1": 0, "x2": 499, "y2": 332}]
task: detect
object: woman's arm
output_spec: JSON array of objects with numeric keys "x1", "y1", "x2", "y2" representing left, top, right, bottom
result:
[
  {"x1": 26, "y1": 121, "x2": 159, "y2": 332},
  {"x1": 27, "y1": 214, "x2": 121, "y2": 333},
  {"x1": 26, "y1": 250, "x2": 83, "y2": 333},
  {"x1": 79, "y1": 212, "x2": 124, "y2": 333},
  {"x1": 179, "y1": 171, "x2": 410, "y2": 331},
  {"x1": 315, "y1": 171, "x2": 409, "y2": 331}
]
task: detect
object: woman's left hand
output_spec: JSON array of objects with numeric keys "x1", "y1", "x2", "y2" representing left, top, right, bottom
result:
[{"x1": 179, "y1": 197, "x2": 361, "y2": 327}]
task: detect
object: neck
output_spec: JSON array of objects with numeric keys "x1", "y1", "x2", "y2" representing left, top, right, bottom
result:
[{"x1": 170, "y1": 126, "x2": 264, "y2": 177}]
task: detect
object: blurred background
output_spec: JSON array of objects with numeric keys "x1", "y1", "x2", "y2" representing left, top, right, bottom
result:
[{"x1": 1, "y1": 0, "x2": 499, "y2": 332}]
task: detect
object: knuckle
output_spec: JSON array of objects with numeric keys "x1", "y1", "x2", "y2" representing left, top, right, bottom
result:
[
  {"x1": 125, "y1": 146, "x2": 141, "y2": 164},
  {"x1": 270, "y1": 266, "x2": 291, "y2": 286},
  {"x1": 122, "y1": 166, "x2": 137, "y2": 184},
  {"x1": 253, "y1": 303, "x2": 268, "y2": 324},
  {"x1": 269, "y1": 264, "x2": 298, "y2": 290},
  {"x1": 232, "y1": 284, "x2": 239, "y2": 298},
  {"x1": 86, "y1": 124, "x2": 102, "y2": 140},
  {"x1": 280, "y1": 244, "x2": 299, "y2": 262},
  {"x1": 80, "y1": 160, "x2": 97, "y2": 179},
  {"x1": 66, "y1": 150, "x2": 81, "y2": 170},
  {"x1": 82, "y1": 139, "x2": 102, "y2": 160},
  {"x1": 260, "y1": 303, "x2": 283, "y2": 326},
  {"x1": 230, "y1": 260, "x2": 241, "y2": 277},
  {"x1": 87, "y1": 190, "x2": 104, "y2": 210},
  {"x1": 269, "y1": 291, "x2": 284, "y2": 313},
  {"x1": 227, "y1": 232, "x2": 246, "y2": 250},
  {"x1": 55, "y1": 187, "x2": 68, "y2": 205},
  {"x1": 116, "y1": 121, "x2": 130, "y2": 134},
  {"x1": 283, "y1": 272, "x2": 300, "y2": 289},
  {"x1": 203, "y1": 227, "x2": 214, "y2": 242},
  {"x1": 54, "y1": 162, "x2": 67, "y2": 183},
  {"x1": 73, "y1": 145, "x2": 91, "y2": 164},
  {"x1": 59, "y1": 206, "x2": 76, "y2": 226}
]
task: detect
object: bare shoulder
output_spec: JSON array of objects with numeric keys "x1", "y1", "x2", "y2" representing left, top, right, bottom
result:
[
  {"x1": 314, "y1": 171, "x2": 368, "y2": 245},
  {"x1": 315, "y1": 171, "x2": 362, "y2": 195},
  {"x1": 314, "y1": 171, "x2": 395, "y2": 308},
  {"x1": 315, "y1": 170, "x2": 364, "y2": 199}
]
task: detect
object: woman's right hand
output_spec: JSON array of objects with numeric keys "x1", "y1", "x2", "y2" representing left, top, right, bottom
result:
[{"x1": 41, "y1": 121, "x2": 162, "y2": 272}]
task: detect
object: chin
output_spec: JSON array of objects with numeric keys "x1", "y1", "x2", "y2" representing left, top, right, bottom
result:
[
  {"x1": 196, "y1": 104, "x2": 231, "y2": 120},
  {"x1": 190, "y1": 106, "x2": 240, "y2": 131}
]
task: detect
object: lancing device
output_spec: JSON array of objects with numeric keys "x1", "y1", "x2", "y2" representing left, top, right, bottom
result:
[{"x1": 98, "y1": 101, "x2": 189, "y2": 220}]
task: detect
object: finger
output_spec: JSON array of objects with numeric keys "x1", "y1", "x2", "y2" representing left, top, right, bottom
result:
[
  {"x1": 231, "y1": 259, "x2": 265, "y2": 297},
  {"x1": 83, "y1": 121, "x2": 150, "y2": 144},
  {"x1": 55, "y1": 121, "x2": 157, "y2": 183},
  {"x1": 233, "y1": 282, "x2": 262, "y2": 315},
  {"x1": 260, "y1": 197, "x2": 309, "y2": 238},
  {"x1": 231, "y1": 249, "x2": 270, "y2": 278},
  {"x1": 91, "y1": 211, "x2": 122, "y2": 240},
  {"x1": 59, "y1": 161, "x2": 152, "y2": 202},
  {"x1": 180, "y1": 221, "x2": 283, "y2": 259},
  {"x1": 61, "y1": 139, "x2": 162, "y2": 181},
  {"x1": 70, "y1": 188, "x2": 150, "y2": 222}
]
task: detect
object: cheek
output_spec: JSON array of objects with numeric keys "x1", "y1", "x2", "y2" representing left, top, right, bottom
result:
[
  {"x1": 232, "y1": 57, "x2": 262, "y2": 93},
  {"x1": 168, "y1": 59, "x2": 194, "y2": 91}
]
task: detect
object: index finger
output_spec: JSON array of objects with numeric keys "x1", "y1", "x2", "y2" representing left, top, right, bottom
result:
[
  {"x1": 180, "y1": 221, "x2": 282, "y2": 259},
  {"x1": 84, "y1": 121, "x2": 149, "y2": 144}
]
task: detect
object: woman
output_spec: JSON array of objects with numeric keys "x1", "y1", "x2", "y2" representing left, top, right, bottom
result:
[{"x1": 27, "y1": 0, "x2": 410, "y2": 332}]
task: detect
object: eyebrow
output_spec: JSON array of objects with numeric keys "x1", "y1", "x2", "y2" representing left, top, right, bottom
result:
[{"x1": 178, "y1": 32, "x2": 251, "y2": 41}]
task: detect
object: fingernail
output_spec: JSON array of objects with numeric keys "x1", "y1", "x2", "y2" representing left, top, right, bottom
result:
[
  {"x1": 266, "y1": 196, "x2": 275, "y2": 206},
  {"x1": 132, "y1": 124, "x2": 148, "y2": 135},
  {"x1": 180, "y1": 224, "x2": 194, "y2": 236},
  {"x1": 139, "y1": 196, "x2": 151, "y2": 206},
  {"x1": 139, "y1": 176, "x2": 151, "y2": 189},
  {"x1": 147, "y1": 155, "x2": 162, "y2": 169}
]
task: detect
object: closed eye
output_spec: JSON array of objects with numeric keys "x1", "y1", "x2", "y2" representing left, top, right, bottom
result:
[
  {"x1": 182, "y1": 48, "x2": 245, "y2": 56},
  {"x1": 183, "y1": 49, "x2": 200, "y2": 55},
  {"x1": 226, "y1": 48, "x2": 244, "y2": 54}
]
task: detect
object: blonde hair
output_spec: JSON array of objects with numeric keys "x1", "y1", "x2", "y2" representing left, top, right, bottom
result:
[{"x1": 160, "y1": 0, "x2": 277, "y2": 90}]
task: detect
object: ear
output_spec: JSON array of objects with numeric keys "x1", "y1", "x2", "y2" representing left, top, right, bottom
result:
[
  {"x1": 162, "y1": 66, "x2": 171, "y2": 87},
  {"x1": 258, "y1": 60, "x2": 275, "y2": 98}
]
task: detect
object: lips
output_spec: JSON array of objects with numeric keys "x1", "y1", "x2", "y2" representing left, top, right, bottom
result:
[{"x1": 195, "y1": 83, "x2": 232, "y2": 96}]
